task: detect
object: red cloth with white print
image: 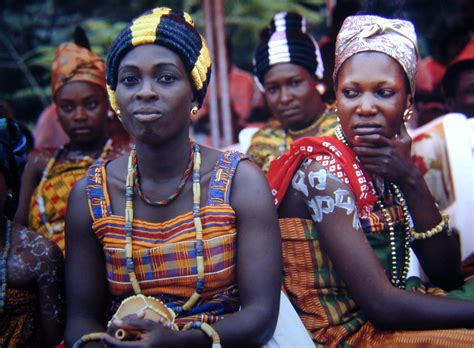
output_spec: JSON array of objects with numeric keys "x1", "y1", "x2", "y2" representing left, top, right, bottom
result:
[{"x1": 267, "y1": 136, "x2": 377, "y2": 218}]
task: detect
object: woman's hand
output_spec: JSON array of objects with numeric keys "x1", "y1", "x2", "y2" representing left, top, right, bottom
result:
[
  {"x1": 103, "y1": 311, "x2": 177, "y2": 347},
  {"x1": 352, "y1": 123, "x2": 416, "y2": 185}
]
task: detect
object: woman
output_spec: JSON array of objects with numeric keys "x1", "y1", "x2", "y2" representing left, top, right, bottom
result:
[
  {"x1": 15, "y1": 41, "x2": 116, "y2": 253},
  {"x1": 0, "y1": 117, "x2": 64, "y2": 347},
  {"x1": 64, "y1": 7, "x2": 281, "y2": 347},
  {"x1": 267, "y1": 15, "x2": 474, "y2": 346},
  {"x1": 247, "y1": 12, "x2": 338, "y2": 173}
]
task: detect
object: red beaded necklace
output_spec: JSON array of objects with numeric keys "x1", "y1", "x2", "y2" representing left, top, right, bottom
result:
[{"x1": 133, "y1": 142, "x2": 194, "y2": 206}]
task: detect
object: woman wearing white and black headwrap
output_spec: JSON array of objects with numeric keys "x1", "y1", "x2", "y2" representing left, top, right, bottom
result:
[
  {"x1": 247, "y1": 12, "x2": 338, "y2": 173},
  {"x1": 267, "y1": 15, "x2": 474, "y2": 347}
]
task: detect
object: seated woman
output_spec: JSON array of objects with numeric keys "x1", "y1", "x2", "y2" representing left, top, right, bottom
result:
[
  {"x1": 267, "y1": 15, "x2": 474, "y2": 346},
  {"x1": 247, "y1": 12, "x2": 338, "y2": 173},
  {"x1": 64, "y1": 7, "x2": 281, "y2": 347},
  {"x1": 15, "y1": 39, "x2": 119, "y2": 253},
  {"x1": 0, "y1": 117, "x2": 64, "y2": 347}
]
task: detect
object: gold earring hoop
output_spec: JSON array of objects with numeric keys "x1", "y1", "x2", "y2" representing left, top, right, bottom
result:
[
  {"x1": 403, "y1": 108, "x2": 413, "y2": 123},
  {"x1": 116, "y1": 109, "x2": 122, "y2": 122},
  {"x1": 190, "y1": 106, "x2": 198, "y2": 116}
]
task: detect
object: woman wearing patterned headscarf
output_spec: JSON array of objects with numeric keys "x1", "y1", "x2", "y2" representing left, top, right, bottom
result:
[
  {"x1": 14, "y1": 40, "x2": 117, "y2": 254},
  {"x1": 0, "y1": 118, "x2": 64, "y2": 347},
  {"x1": 247, "y1": 12, "x2": 338, "y2": 173},
  {"x1": 267, "y1": 15, "x2": 474, "y2": 346},
  {"x1": 65, "y1": 7, "x2": 281, "y2": 347}
]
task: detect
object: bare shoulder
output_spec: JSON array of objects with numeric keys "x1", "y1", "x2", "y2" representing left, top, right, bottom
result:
[{"x1": 13, "y1": 222, "x2": 63, "y2": 264}]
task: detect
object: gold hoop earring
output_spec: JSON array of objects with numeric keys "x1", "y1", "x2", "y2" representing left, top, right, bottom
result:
[
  {"x1": 116, "y1": 109, "x2": 122, "y2": 122},
  {"x1": 403, "y1": 108, "x2": 413, "y2": 123},
  {"x1": 190, "y1": 106, "x2": 198, "y2": 117}
]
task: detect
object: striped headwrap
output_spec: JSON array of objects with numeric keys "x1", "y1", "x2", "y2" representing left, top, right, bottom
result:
[
  {"x1": 334, "y1": 15, "x2": 418, "y2": 95},
  {"x1": 253, "y1": 12, "x2": 324, "y2": 91},
  {"x1": 106, "y1": 7, "x2": 212, "y2": 111}
]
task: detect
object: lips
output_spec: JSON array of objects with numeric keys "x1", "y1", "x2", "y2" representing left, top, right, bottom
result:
[
  {"x1": 70, "y1": 127, "x2": 92, "y2": 135},
  {"x1": 279, "y1": 108, "x2": 300, "y2": 118},
  {"x1": 133, "y1": 110, "x2": 162, "y2": 123},
  {"x1": 352, "y1": 123, "x2": 383, "y2": 135}
]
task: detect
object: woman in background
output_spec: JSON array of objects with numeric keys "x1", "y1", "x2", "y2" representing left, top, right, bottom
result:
[
  {"x1": 247, "y1": 12, "x2": 337, "y2": 173},
  {"x1": 15, "y1": 40, "x2": 115, "y2": 253}
]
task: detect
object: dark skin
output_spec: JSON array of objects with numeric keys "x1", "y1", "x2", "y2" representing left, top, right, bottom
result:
[
  {"x1": 64, "y1": 44, "x2": 281, "y2": 347},
  {"x1": 0, "y1": 172, "x2": 65, "y2": 346},
  {"x1": 279, "y1": 52, "x2": 474, "y2": 331},
  {"x1": 447, "y1": 67, "x2": 474, "y2": 118},
  {"x1": 14, "y1": 81, "x2": 109, "y2": 226},
  {"x1": 263, "y1": 63, "x2": 325, "y2": 137}
]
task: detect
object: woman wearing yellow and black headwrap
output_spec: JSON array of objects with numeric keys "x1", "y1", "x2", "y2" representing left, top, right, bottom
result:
[
  {"x1": 65, "y1": 7, "x2": 281, "y2": 348},
  {"x1": 267, "y1": 14, "x2": 474, "y2": 347},
  {"x1": 15, "y1": 36, "x2": 114, "y2": 254}
]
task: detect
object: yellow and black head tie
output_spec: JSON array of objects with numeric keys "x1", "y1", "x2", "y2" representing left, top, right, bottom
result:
[{"x1": 106, "y1": 7, "x2": 212, "y2": 111}]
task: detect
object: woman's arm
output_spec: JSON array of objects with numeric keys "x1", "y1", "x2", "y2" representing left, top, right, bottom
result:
[
  {"x1": 31, "y1": 231, "x2": 66, "y2": 346},
  {"x1": 14, "y1": 152, "x2": 48, "y2": 225},
  {"x1": 296, "y1": 159, "x2": 474, "y2": 331},
  {"x1": 353, "y1": 124, "x2": 463, "y2": 289},
  {"x1": 104, "y1": 160, "x2": 282, "y2": 348},
  {"x1": 64, "y1": 178, "x2": 109, "y2": 347}
]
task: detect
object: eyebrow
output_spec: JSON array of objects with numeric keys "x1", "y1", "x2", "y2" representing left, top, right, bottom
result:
[{"x1": 118, "y1": 62, "x2": 180, "y2": 73}]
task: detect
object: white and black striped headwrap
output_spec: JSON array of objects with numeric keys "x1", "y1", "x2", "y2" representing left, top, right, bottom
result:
[{"x1": 254, "y1": 12, "x2": 324, "y2": 91}]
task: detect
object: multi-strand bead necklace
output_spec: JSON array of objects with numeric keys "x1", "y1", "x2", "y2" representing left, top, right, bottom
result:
[
  {"x1": 335, "y1": 125, "x2": 411, "y2": 288},
  {"x1": 124, "y1": 141, "x2": 206, "y2": 309}
]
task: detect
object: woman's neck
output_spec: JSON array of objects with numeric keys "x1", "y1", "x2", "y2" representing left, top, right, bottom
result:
[
  {"x1": 134, "y1": 134, "x2": 191, "y2": 181},
  {"x1": 67, "y1": 135, "x2": 108, "y2": 155}
]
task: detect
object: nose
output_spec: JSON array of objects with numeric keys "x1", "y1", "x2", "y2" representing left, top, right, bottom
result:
[
  {"x1": 136, "y1": 78, "x2": 158, "y2": 101},
  {"x1": 279, "y1": 86, "x2": 294, "y2": 104},
  {"x1": 356, "y1": 93, "x2": 377, "y2": 116},
  {"x1": 73, "y1": 106, "x2": 88, "y2": 121}
]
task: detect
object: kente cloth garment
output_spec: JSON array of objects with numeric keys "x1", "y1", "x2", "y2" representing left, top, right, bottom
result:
[
  {"x1": 29, "y1": 156, "x2": 98, "y2": 253},
  {"x1": 51, "y1": 42, "x2": 106, "y2": 96},
  {"x1": 268, "y1": 137, "x2": 474, "y2": 347},
  {"x1": 86, "y1": 151, "x2": 247, "y2": 327},
  {"x1": 334, "y1": 15, "x2": 418, "y2": 95},
  {"x1": 0, "y1": 289, "x2": 39, "y2": 348},
  {"x1": 247, "y1": 105, "x2": 338, "y2": 173}
]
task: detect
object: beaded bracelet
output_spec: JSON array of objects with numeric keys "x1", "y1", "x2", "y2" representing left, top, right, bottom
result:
[
  {"x1": 411, "y1": 213, "x2": 450, "y2": 240},
  {"x1": 183, "y1": 321, "x2": 222, "y2": 348}
]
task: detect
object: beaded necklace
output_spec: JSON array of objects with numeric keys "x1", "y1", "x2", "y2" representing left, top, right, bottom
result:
[
  {"x1": 335, "y1": 125, "x2": 411, "y2": 288},
  {"x1": 36, "y1": 139, "x2": 113, "y2": 237},
  {"x1": 0, "y1": 219, "x2": 12, "y2": 315},
  {"x1": 124, "y1": 142, "x2": 205, "y2": 312},
  {"x1": 133, "y1": 142, "x2": 194, "y2": 206}
]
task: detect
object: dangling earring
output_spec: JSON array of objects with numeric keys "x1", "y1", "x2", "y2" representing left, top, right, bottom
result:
[
  {"x1": 315, "y1": 83, "x2": 326, "y2": 95},
  {"x1": 116, "y1": 109, "x2": 122, "y2": 122},
  {"x1": 7, "y1": 191, "x2": 13, "y2": 200},
  {"x1": 403, "y1": 108, "x2": 413, "y2": 123},
  {"x1": 190, "y1": 106, "x2": 199, "y2": 120}
]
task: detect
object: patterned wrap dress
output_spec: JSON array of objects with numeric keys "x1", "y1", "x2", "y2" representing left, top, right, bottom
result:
[
  {"x1": 86, "y1": 151, "x2": 246, "y2": 326},
  {"x1": 268, "y1": 136, "x2": 474, "y2": 347},
  {"x1": 29, "y1": 156, "x2": 103, "y2": 253},
  {"x1": 0, "y1": 289, "x2": 39, "y2": 347}
]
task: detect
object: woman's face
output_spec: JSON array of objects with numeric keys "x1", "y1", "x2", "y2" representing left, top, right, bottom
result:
[
  {"x1": 55, "y1": 81, "x2": 109, "y2": 146},
  {"x1": 115, "y1": 44, "x2": 195, "y2": 144},
  {"x1": 335, "y1": 52, "x2": 411, "y2": 146},
  {"x1": 263, "y1": 63, "x2": 323, "y2": 130}
]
